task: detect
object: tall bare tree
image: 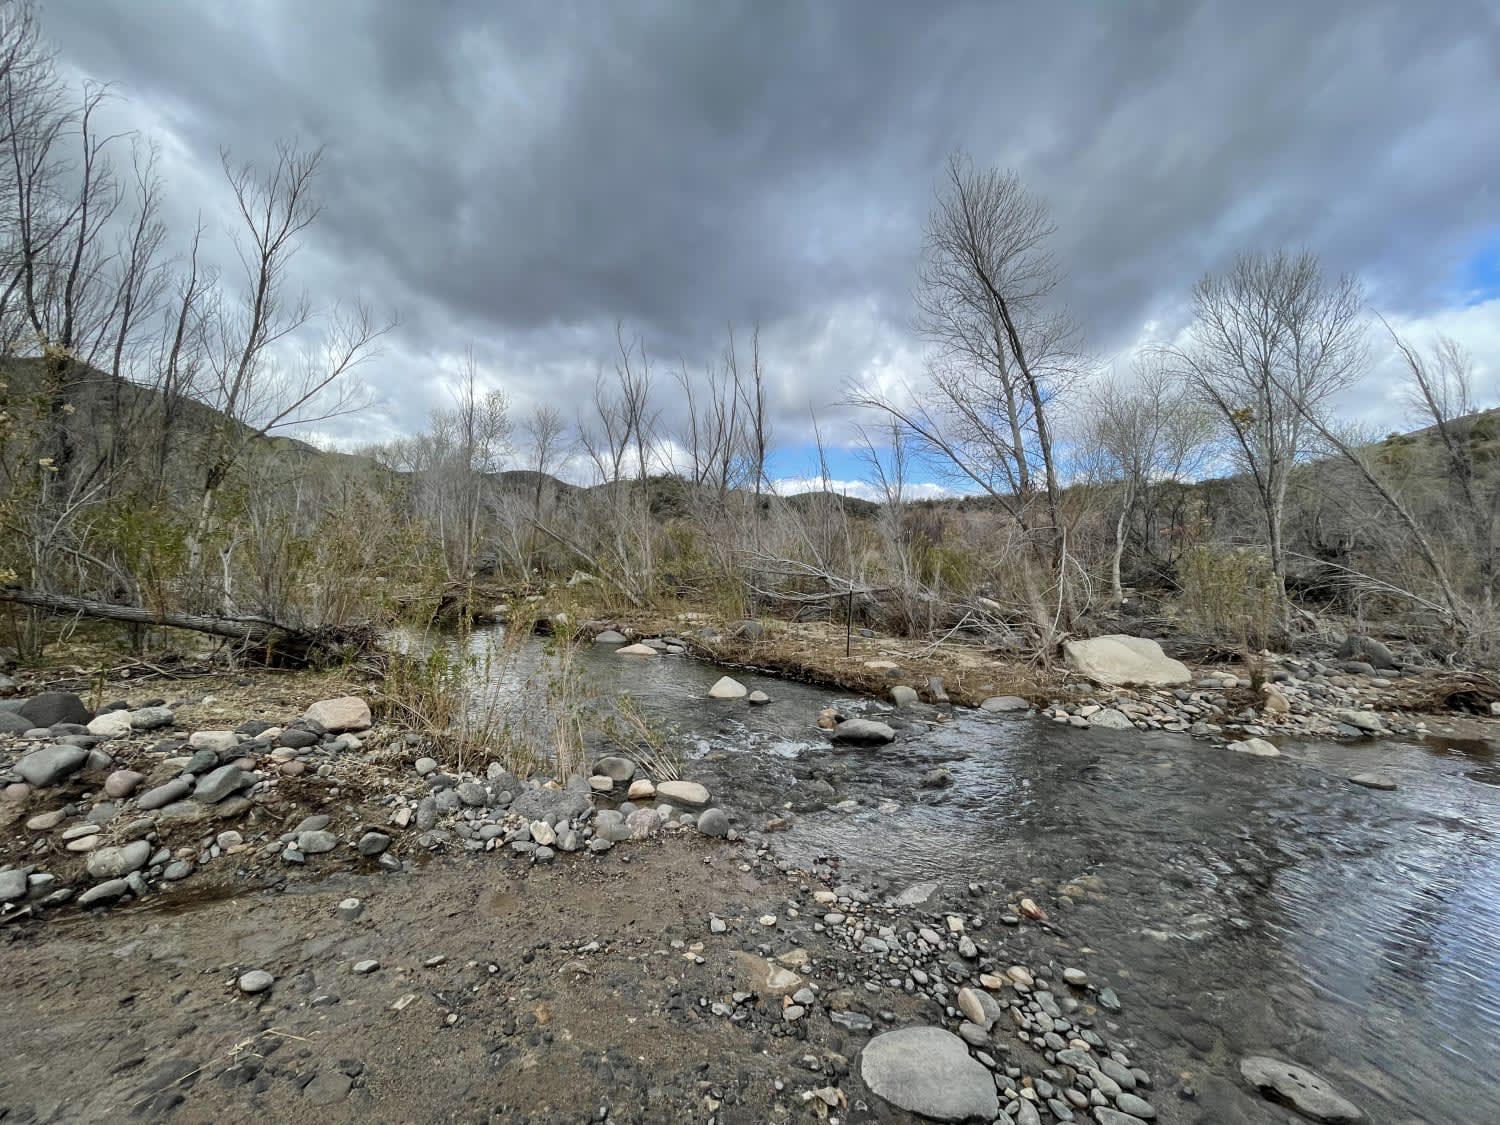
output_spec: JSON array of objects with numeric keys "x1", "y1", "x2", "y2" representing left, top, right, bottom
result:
[
  {"x1": 850, "y1": 150, "x2": 1080, "y2": 628},
  {"x1": 1171, "y1": 250, "x2": 1365, "y2": 597}
]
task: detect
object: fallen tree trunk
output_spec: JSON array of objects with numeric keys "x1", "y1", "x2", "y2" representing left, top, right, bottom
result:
[{"x1": 0, "y1": 586, "x2": 382, "y2": 667}]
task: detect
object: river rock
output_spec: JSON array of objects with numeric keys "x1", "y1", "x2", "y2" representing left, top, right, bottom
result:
[
  {"x1": 593, "y1": 756, "x2": 636, "y2": 782},
  {"x1": 1337, "y1": 634, "x2": 1398, "y2": 670},
  {"x1": 193, "y1": 765, "x2": 251, "y2": 803},
  {"x1": 303, "y1": 696, "x2": 371, "y2": 733},
  {"x1": 86, "y1": 840, "x2": 152, "y2": 879},
  {"x1": 129, "y1": 705, "x2": 175, "y2": 730},
  {"x1": 615, "y1": 643, "x2": 658, "y2": 656},
  {"x1": 592, "y1": 810, "x2": 631, "y2": 842},
  {"x1": 18, "y1": 692, "x2": 91, "y2": 727},
  {"x1": 357, "y1": 831, "x2": 391, "y2": 856},
  {"x1": 104, "y1": 770, "x2": 145, "y2": 799},
  {"x1": 0, "y1": 867, "x2": 29, "y2": 902},
  {"x1": 625, "y1": 808, "x2": 661, "y2": 839},
  {"x1": 832, "y1": 718, "x2": 896, "y2": 746},
  {"x1": 86, "y1": 711, "x2": 134, "y2": 739},
  {"x1": 188, "y1": 730, "x2": 239, "y2": 754},
  {"x1": 627, "y1": 778, "x2": 655, "y2": 800},
  {"x1": 1336, "y1": 709, "x2": 1384, "y2": 734},
  {"x1": 1239, "y1": 1056, "x2": 1363, "y2": 1122},
  {"x1": 1348, "y1": 772, "x2": 1396, "y2": 790},
  {"x1": 657, "y1": 779, "x2": 710, "y2": 808},
  {"x1": 1230, "y1": 737, "x2": 1281, "y2": 758},
  {"x1": 593, "y1": 629, "x2": 626, "y2": 643},
  {"x1": 1087, "y1": 707, "x2": 1135, "y2": 730},
  {"x1": 747, "y1": 690, "x2": 770, "y2": 705},
  {"x1": 1063, "y1": 635, "x2": 1190, "y2": 687},
  {"x1": 957, "y1": 986, "x2": 1002, "y2": 1030},
  {"x1": 78, "y1": 878, "x2": 129, "y2": 907},
  {"x1": 14, "y1": 744, "x2": 88, "y2": 787},
  {"x1": 137, "y1": 777, "x2": 192, "y2": 809},
  {"x1": 0, "y1": 710, "x2": 31, "y2": 734},
  {"x1": 859, "y1": 1026, "x2": 999, "y2": 1122},
  {"x1": 890, "y1": 685, "x2": 919, "y2": 707},
  {"x1": 298, "y1": 830, "x2": 338, "y2": 854},
  {"x1": 238, "y1": 969, "x2": 274, "y2": 994},
  {"x1": 510, "y1": 786, "x2": 589, "y2": 822},
  {"x1": 979, "y1": 695, "x2": 1030, "y2": 713},
  {"x1": 708, "y1": 676, "x2": 748, "y2": 700},
  {"x1": 696, "y1": 807, "x2": 729, "y2": 837}
]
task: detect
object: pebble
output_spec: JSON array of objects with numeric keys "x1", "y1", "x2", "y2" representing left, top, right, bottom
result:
[
  {"x1": 353, "y1": 959, "x2": 380, "y2": 974},
  {"x1": 238, "y1": 970, "x2": 274, "y2": 994},
  {"x1": 337, "y1": 897, "x2": 363, "y2": 921}
]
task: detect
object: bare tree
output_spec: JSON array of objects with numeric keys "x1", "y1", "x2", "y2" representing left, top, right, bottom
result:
[
  {"x1": 189, "y1": 142, "x2": 389, "y2": 600},
  {"x1": 1386, "y1": 321, "x2": 1498, "y2": 611},
  {"x1": 1171, "y1": 250, "x2": 1365, "y2": 598},
  {"x1": 850, "y1": 151, "x2": 1080, "y2": 622},
  {"x1": 1083, "y1": 360, "x2": 1213, "y2": 605}
]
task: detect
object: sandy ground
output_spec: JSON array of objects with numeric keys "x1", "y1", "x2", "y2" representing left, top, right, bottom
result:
[{"x1": 0, "y1": 838, "x2": 957, "y2": 1125}]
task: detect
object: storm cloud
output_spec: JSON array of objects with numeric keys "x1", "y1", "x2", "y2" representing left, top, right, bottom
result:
[{"x1": 39, "y1": 0, "x2": 1500, "y2": 462}]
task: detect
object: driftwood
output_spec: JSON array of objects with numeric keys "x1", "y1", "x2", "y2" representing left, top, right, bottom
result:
[{"x1": 0, "y1": 586, "x2": 381, "y2": 667}]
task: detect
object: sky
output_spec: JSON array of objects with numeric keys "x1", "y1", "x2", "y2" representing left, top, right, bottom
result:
[{"x1": 37, "y1": 0, "x2": 1500, "y2": 499}]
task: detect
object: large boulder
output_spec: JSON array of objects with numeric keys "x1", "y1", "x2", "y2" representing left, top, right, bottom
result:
[
  {"x1": 1239, "y1": 1056, "x2": 1362, "y2": 1123},
  {"x1": 18, "y1": 692, "x2": 91, "y2": 727},
  {"x1": 14, "y1": 744, "x2": 88, "y2": 787},
  {"x1": 1063, "y1": 635, "x2": 1190, "y2": 687},
  {"x1": 859, "y1": 1026, "x2": 999, "y2": 1122},
  {"x1": 303, "y1": 696, "x2": 372, "y2": 733}
]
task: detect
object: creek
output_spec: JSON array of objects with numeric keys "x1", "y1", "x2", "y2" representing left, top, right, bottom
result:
[{"x1": 472, "y1": 629, "x2": 1500, "y2": 1123}]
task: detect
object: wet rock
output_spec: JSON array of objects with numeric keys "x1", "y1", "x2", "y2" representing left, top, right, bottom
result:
[
  {"x1": 859, "y1": 1026, "x2": 999, "y2": 1122},
  {"x1": 304, "y1": 695, "x2": 371, "y2": 733},
  {"x1": 593, "y1": 629, "x2": 626, "y2": 643},
  {"x1": 14, "y1": 744, "x2": 88, "y2": 787},
  {"x1": 1348, "y1": 772, "x2": 1396, "y2": 790},
  {"x1": 86, "y1": 840, "x2": 152, "y2": 879},
  {"x1": 709, "y1": 676, "x2": 748, "y2": 700},
  {"x1": 238, "y1": 969, "x2": 274, "y2": 994},
  {"x1": 831, "y1": 718, "x2": 896, "y2": 746},
  {"x1": 615, "y1": 643, "x2": 658, "y2": 656},
  {"x1": 748, "y1": 690, "x2": 770, "y2": 705},
  {"x1": 656, "y1": 779, "x2": 710, "y2": 808},
  {"x1": 1229, "y1": 738, "x2": 1280, "y2": 758},
  {"x1": 18, "y1": 692, "x2": 91, "y2": 727},
  {"x1": 1239, "y1": 1056, "x2": 1362, "y2": 1123},
  {"x1": 890, "y1": 685, "x2": 919, "y2": 707},
  {"x1": 1087, "y1": 708, "x2": 1135, "y2": 730},
  {"x1": 1063, "y1": 635, "x2": 1190, "y2": 687},
  {"x1": 892, "y1": 881, "x2": 937, "y2": 907},
  {"x1": 193, "y1": 765, "x2": 251, "y2": 803},
  {"x1": 919, "y1": 767, "x2": 954, "y2": 788}
]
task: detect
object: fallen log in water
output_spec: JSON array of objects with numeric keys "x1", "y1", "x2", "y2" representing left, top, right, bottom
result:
[{"x1": 0, "y1": 586, "x2": 382, "y2": 668}]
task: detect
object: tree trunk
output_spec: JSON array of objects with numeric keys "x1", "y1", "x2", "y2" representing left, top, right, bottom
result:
[{"x1": 0, "y1": 586, "x2": 379, "y2": 666}]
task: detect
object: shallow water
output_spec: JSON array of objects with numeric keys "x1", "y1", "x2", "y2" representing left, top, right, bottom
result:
[{"x1": 473, "y1": 631, "x2": 1500, "y2": 1123}]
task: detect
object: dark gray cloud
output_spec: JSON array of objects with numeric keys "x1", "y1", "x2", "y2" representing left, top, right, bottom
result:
[{"x1": 38, "y1": 0, "x2": 1500, "y2": 452}]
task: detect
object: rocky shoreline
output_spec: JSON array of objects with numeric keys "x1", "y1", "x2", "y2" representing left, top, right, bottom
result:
[{"x1": 0, "y1": 634, "x2": 1468, "y2": 1122}]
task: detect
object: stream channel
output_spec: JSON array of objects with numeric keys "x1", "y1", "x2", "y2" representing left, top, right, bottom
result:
[{"x1": 468, "y1": 629, "x2": 1500, "y2": 1123}]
